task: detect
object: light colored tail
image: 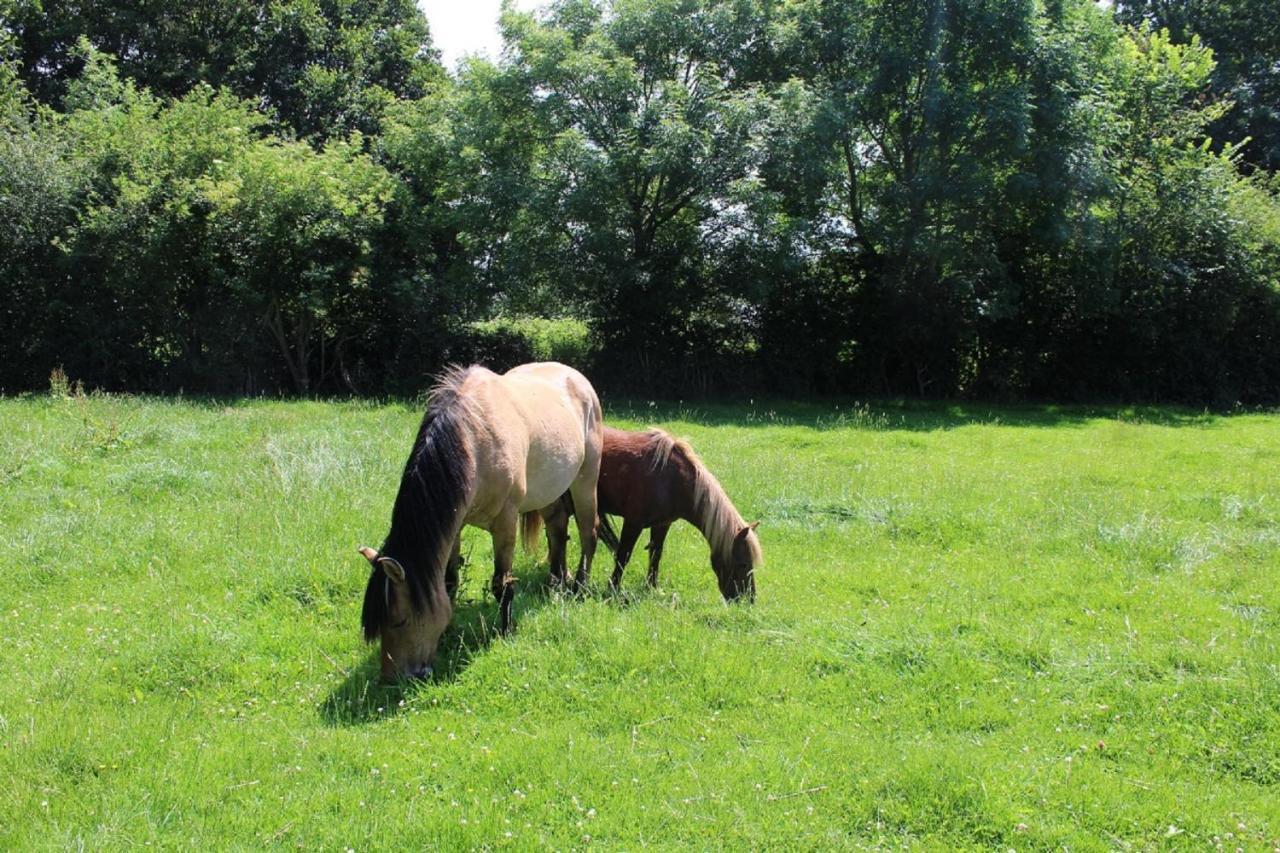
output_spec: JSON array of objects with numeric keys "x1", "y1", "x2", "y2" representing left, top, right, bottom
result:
[{"x1": 520, "y1": 511, "x2": 544, "y2": 554}]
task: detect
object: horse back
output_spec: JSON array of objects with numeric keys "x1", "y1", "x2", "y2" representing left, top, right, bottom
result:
[
  {"x1": 480, "y1": 362, "x2": 602, "y2": 513},
  {"x1": 598, "y1": 427, "x2": 697, "y2": 525}
]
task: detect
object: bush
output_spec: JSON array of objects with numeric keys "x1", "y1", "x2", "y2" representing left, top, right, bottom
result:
[
  {"x1": 458, "y1": 317, "x2": 596, "y2": 374},
  {"x1": 1, "y1": 45, "x2": 404, "y2": 395}
]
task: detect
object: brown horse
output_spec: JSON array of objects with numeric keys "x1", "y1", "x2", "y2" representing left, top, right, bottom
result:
[
  {"x1": 359, "y1": 363, "x2": 602, "y2": 681},
  {"x1": 543, "y1": 426, "x2": 761, "y2": 600}
]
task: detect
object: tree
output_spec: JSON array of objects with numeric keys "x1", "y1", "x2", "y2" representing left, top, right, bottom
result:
[
  {"x1": 3, "y1": 0, "x2": 445, "y2": 140},
  {"x1": 763, "y1": 0, "x2": 1043, "y2": 393},
  {"x1": 204, "y1": 136, "x2": 396, "y2": 392},
  {"x1": 2, "y1": 44, "x2": 400, "y2": 393},
  {"x1": 3, "y1": 0, "x2": 1279, "y2": 402},
  {"x1": 761, "y1": 0, "x2": 1280, "y2": 400},
  {"x1": 1084, "y1": 27, "x2": 1280, "y2": 401},
  {"x1": 495, "y1": 0, "x2": 773, "y2": 383},
  {"x1": 0, "y1": 59, "x2": 87, "y2": 390},
  {"x1": 247, "y1": 0, "x2": 445, "y2": 140},
  {"x1": 1114, "y1": 0, "x2": 1280, "y2": 172}
]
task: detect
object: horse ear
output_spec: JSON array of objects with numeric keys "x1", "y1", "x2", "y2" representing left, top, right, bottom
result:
[
  {"x1": 378, "y1": 556, "x2": 407, "y2": 585},
  {"x1": 358, "y1": 546, "x2": 379, "y2": 564},
  {"x1": 747, "y1": 521, "x2": 760, "y2": 531}
]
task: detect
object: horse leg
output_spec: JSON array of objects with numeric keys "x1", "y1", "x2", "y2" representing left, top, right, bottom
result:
[
  {"x1": 646, "y1": 523, "x2": 672, "y2": 588},
  {"x1": 445, "y1": 536, "x2": 462, "y2": 602},
  {"x1": 490, "y1": 507, "x2": 519, "y2": 634},
  {"x1": 542, "y1": 498, "x2": 571, "y2": 589},
  {"x1": 568, "y1": 478, "x2": 598, "y2": 593},
  {"x1": 609, "y1": 518, "x2": 644, "y2": 592}
]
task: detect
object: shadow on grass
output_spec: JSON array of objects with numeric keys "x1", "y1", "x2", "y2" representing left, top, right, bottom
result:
[
  {"x1": 605, "y1": 399, "x2": 1229, "y2": 432},
  {"x1": 319, "y1": 564, "x2": 567, "y2": 727},
  {"x1": 317, "y1": 552, "x2": 674, "y2": 727},
  {"x1": 28, "y1": 392, "x2": 1245, "y2": 433}
]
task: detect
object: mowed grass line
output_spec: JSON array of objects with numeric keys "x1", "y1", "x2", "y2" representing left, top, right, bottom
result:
[{"x1": 1, "y1": 395, "x2": 1277, "y2": 848}]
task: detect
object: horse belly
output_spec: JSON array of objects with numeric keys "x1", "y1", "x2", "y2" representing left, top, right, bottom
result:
[
  {"x1": 500, "y1": 364, "x2": 599, "y2": 512},
  {"x1": 597, "y1": 449, "x2": 668, "y2": 523},
  {"x1": 520, "y1": 437, "x2": 583, "y2": 510}
]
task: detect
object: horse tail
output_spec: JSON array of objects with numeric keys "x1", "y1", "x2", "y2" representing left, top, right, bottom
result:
[
  {"x1": 598, "y1": 513, "x2": 620, "y2": 553},
  {"x1": 520, "y1": 511, "x2": 543, "y2": 554}
]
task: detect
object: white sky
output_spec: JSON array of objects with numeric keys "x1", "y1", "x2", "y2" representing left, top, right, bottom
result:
[
  {"x1": 421, "y1": 1, "x2": 1117, "y2": 70},
  {"x1": 419, "y1": 0, "x2": 545, "y2": 71}
]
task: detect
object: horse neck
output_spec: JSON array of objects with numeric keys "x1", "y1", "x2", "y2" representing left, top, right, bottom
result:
[
  {"x1": 384, "y1": 401, "x2": 477, "y2": 594},
  {"x1": 682, "y1": 456, "x2": 743, "y2": 564},
  {"x1": 385, "y1": 474, "x2": 471, "y2": 573}
]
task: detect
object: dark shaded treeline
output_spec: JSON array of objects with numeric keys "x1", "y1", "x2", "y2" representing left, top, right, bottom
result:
[{"x1": 2, "y1": 0, "x2": 1278, "y2": 404}]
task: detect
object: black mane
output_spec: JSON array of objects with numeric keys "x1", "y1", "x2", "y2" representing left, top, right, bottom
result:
[{"x1": 362, "y1": 368, "x2": 476, "y2": 640}]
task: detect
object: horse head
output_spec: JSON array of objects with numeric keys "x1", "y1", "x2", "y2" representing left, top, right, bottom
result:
[
  {"x1": 713, "y1": 521, "x2": 761, "y2": 602},
  {"x1": 360, "y1": 546, "x2": 452, "y2": 682}
]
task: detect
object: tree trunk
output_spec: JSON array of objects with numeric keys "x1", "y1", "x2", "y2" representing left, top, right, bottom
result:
[{"x1": 266, "y1": 300, "x2": 309, "y2": 394}]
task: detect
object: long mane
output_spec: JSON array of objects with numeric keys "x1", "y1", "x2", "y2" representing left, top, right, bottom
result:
[
  {"x1": 644, "y1": 430, "x2": 762, "y2": 572},
  {"x1": 362, "y1": 367, "x2": 478, "y2": 640}
]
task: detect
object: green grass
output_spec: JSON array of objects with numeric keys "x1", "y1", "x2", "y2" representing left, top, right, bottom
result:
[{"x1": 1, "y1": 393, "x2": 1278, "y2": 849}]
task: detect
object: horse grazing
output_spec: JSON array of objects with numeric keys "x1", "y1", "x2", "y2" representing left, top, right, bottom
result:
[
  {"x1": 544, "y1": 426, "x2": 761, "y2": 601},
  {"x1": 359, "y1": 363, "x2": 602, "y2": 681}
]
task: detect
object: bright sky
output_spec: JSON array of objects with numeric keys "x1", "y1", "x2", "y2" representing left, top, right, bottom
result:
[
  {"x1": 419, "y1": 0, "x2": 545, "y2": 71},
  {"x1": 422, "y1": 0, "x2": 1121, "y2": 69},
  {"x1": 421, "y1": 1, "x2": 1117, "y2": 69}
]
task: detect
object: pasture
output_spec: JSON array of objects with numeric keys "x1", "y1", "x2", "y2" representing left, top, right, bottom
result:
[{"x1": 1, "y1": 394, "x2": 1278, "y2": 848}]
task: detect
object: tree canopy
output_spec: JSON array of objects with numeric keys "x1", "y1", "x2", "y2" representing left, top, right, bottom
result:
[
  {"x1": 2, "y1": 0, "x2": 1279, "y2": 402},
  {"x1": 5, "y1": 0, "x2": 444, "y2": 139},
  {"x1": 1115, "y1": 0, "x2": 1280, "y2": 172}
]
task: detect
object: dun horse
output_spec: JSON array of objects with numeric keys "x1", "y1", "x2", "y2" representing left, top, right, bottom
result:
[
  {"x1": 359, "y1": 363, "x2": 602, "y2": 681},
  {"x1": 544, "y1": 427, "x2": 761, "y2": 601}
]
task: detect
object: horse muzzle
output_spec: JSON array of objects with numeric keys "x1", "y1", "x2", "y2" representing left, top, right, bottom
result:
[
  {"x1": 382, "y1": 663, "x2": 434, "y2": 683},
  {"x1": 405, "y1": 663, "x2": 434, "y2": 682}
]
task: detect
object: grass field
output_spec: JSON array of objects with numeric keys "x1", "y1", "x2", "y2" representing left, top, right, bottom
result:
[{"x1": 1, "y1": 393, "x2": 1278, "y2": 849}]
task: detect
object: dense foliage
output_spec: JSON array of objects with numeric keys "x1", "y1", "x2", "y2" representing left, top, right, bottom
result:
[
  {"x1": 1115, "y1": 0, "x2": 1280, "y2": 172},
  {"x1": 5, "y1": 0, "x2": 443, "y2": 140},
  {"x1": 2, "y1": 0, "x2": 1278, "y2": 401}
]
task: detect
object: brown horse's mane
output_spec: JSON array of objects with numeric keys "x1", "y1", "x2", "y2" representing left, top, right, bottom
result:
[
  {"x1": 362, "y1": 366, "x2": 480, "y2": 640},
  {"x1": 640, "y1": 429, "x2": 762, "y2": 571}
]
